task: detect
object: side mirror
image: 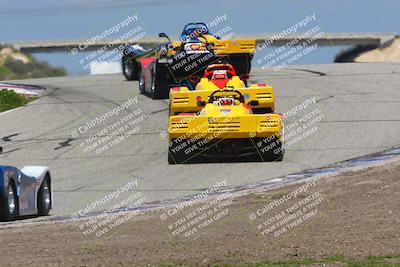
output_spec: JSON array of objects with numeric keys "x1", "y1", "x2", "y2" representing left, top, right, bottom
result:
[
  {"x1": 159, "y1": 32, "x2": 171, "y2": 43},
  {"x1": 197, "y1": 101, "x2": 206, "y2": 107},
  {"x1": 248, "y1": 100, "x2": 259, "y2": 106}
]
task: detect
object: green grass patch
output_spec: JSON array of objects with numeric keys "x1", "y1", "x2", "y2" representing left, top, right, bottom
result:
[
  {"x1": 0, "y1": 89, "x2": 35, "y2": 112},
  {"x1": 238, "y1": 255, "x2": 400, "y2": 267},
  {"x1": 159, "y1": 255, "x2": 400, "y2": 267}
]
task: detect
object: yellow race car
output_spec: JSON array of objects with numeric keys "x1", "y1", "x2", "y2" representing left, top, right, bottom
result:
[{"x1": 168, "y1": 64, "x2": 284, "y2": 164}]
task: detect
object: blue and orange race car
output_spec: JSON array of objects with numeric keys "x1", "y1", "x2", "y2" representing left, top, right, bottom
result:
[{"x1": 0, "y1": 165, "x2": 52, "y2": 221}]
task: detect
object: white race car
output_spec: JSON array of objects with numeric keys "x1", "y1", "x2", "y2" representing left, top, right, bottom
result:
[{"x1": 0, "y1": 165, "x2": 52, "y2": 221}]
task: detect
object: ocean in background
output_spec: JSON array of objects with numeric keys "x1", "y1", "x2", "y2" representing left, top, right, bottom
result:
[{"x1": 1, "y1": 0, "x2": 398, "y2": 75}]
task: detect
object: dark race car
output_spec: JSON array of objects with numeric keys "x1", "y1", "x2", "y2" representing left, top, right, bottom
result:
[{"x1": 121, "y1": 22, "x2": 256, "y2": 99}]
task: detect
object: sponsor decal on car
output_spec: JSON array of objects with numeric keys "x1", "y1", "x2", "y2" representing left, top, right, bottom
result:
[{"x1": 220, "y1": 109, "x2": 231, "y2": 114}]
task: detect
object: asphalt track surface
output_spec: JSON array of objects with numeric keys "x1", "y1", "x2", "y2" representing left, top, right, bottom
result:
[{"x1": 1, "y1": 63, "x2": 399, "y2": 219}]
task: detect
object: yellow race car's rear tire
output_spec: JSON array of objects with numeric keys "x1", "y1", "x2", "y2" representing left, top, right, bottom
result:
[
  {"x1": 255, "y1": 136, "x2": 284, "y2": 162},
  {"x1": 168, "y1": 152, "x2": 177, "y2": 164}
]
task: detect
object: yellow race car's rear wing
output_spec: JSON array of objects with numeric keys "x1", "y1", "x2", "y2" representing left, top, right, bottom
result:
[
  {"x1": 167, "y1": 39, "x2": 256, "y2": 56},
  {"x1": 169, "y1": 114, "x2": 282, "y2": 140},
  {"x1": 213, "y1": 40, "x2": 256, "y2": 55},
  {"x1": 170, "y1": 85, "x2": 275, "y2": 115}
]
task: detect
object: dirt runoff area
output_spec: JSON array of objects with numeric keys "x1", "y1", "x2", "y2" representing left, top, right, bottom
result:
[{"x1": 1, "y1": 160, "x2": 400, "y2": 267}]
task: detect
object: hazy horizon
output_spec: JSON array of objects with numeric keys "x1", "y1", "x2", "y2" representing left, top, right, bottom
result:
[{"x1": 1, "y1": 0, "x2": 399, "y2": 75}]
